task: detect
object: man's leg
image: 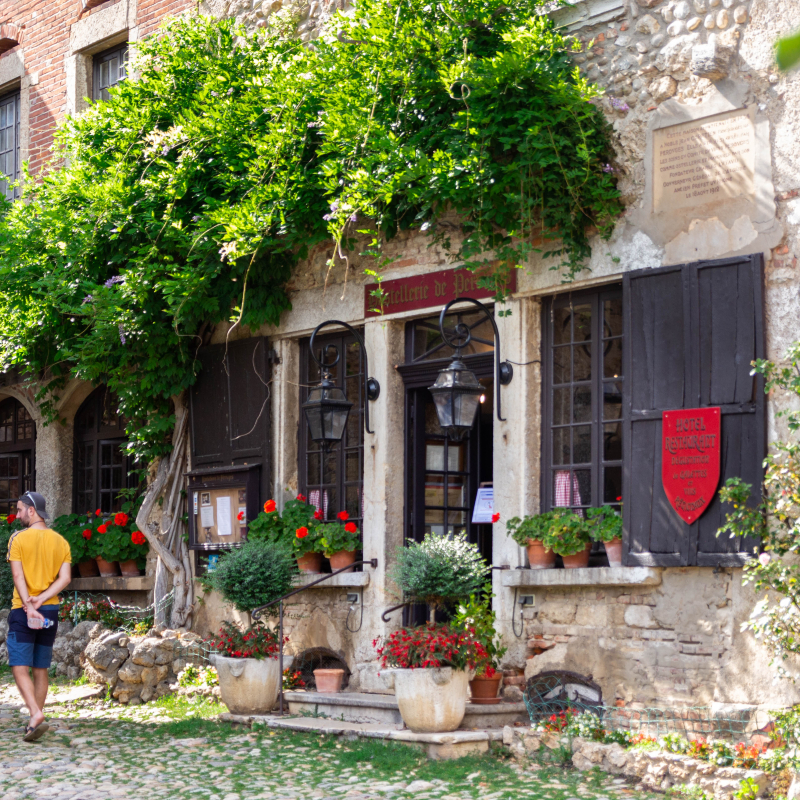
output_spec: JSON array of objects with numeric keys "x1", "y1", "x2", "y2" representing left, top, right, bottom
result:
[
  {"x1": 11, "y1": 666, "x2": 45, "y2": 729},
  {"x1": 32, "y1": 668, "x2": 49, "y2": 713}
]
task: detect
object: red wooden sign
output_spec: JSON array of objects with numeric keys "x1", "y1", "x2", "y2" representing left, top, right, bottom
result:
[
  {"x1": 662, "y1": 407, "x2": 721, "y2": 524},
  {"x1": 364, "y1": 267, "x2": 516, "y2": 318}
]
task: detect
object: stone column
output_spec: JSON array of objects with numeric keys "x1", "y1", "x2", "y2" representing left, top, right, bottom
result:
[
  {"x1": 493, "y1": 295, "x2": 542, "y2": 666},
  {"x1": 354, "y1": 318, "x2": 406, "y2": 692},
  {"x1": 270, "y1": 336, "x2": 300, "y2": 504}
]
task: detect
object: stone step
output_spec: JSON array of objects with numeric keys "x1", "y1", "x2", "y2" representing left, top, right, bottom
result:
[{"x1": 281, "y1": 690, "x2": 528, "y2": 729}]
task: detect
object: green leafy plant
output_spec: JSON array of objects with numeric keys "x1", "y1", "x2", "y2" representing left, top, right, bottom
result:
[
  {"x1": 58, "y1": 596, "x2": 129, "y2": 629},
  {"x1": 94, "y1": 512, "x2": 149, "y2": 566},
  {"x1": 52, "y1": 513, "x2": 94, "y2": 564},
  {"x1": 777, "y1": 31, "x2": 800, "y2": 70},
  {"x1": 292, "y1": 522, "x2": 325, "y2": 558},
  {"x1": 282, "y1": 668, "x2": 306, "y2": 690},
  {"x1": 541, "y1": 510, "x2": 590, "y2": 556},
  {"x1": 207, "y1": 619, "x2": 284, "y2": 659},
  {"x1": 178, "y1": 665, "x2": 218, "y2": 688},
  {"x1": 247, "y1": 495, "x2": 317, "y2": 545},
  {"x1": 585, "y1": 505, "x2": 622, "y2": 543},
  {"x1": 318, "y1": 512, "x2": 360, "y2": 557},
  {"x1": 0, "y1": 515, "x2": 26, "y2": 608},
  {"x1": 452, "y1": 585, "x2": 507, "y2": 677},
  {"x1": 505, "y1": 513, "x2": 559, "y2": 546},
  {"x1": 734, "y1": 778, "x2": 761, "y2": 800},
  {"x1": 392, "y1": 532, "x2": 489, "y2": 622},
  {"x1": 0, "y1": 8, "x2": 619, "y2": 463},
  {"x1": 201, "y1": 540, "x2": 296, "y2": 612}
]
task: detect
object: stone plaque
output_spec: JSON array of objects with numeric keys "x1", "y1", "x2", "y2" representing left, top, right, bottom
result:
[{"x1": 653, "y1": 107, "x2": 755, "y2": 213}]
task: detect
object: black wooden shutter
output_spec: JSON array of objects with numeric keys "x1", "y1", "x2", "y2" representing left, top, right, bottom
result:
[
  {"x1": 189, "y1": 337, "x2": 271, "y2": 500},
  {"x1": 622, "y1": 255, "x2": 764, "y2": 567}
]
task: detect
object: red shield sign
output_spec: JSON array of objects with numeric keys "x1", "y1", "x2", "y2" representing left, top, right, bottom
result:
[{"x1": 662, "y1": 407, "x2": 721, "y2": 525}]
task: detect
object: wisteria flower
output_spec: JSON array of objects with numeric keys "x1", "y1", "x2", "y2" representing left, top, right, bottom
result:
[
  {"x1": 104, "y1": 275, "x2": 125, "y2": 288},
  {"x1": 82, "y1": 295, "x2": 93, "y2": 304},
  {"x1": 118, "y1": 324, "x2": 126, "y2": 345}
]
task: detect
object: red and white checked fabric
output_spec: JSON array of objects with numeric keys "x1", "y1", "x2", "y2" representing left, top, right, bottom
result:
[
  {"x1": 554, "y1": 470, "x2": 582, "y2": 508},
  {"x1": 308, "y1": 489, "x2": 365, "y2": 521}
]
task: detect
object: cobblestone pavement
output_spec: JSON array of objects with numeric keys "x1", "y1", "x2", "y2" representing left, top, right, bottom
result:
[{"x1": 0, "y1": 672, "x2": 661, "y2": 800}]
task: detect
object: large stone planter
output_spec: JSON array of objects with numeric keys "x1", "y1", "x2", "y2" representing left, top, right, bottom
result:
[
  {"x1": 211, "y1": 654, "x2": 280, "y2": 715},
  {"x1": 394, "y1": 667, "x2": 469, "y2": 733}
]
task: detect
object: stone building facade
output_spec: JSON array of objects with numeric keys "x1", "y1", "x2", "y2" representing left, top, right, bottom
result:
[{"x1": 1, "y1": 0, "x2": 799, "y2": 715}]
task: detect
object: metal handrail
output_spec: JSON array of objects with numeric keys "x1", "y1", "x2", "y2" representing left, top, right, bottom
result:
[
  {"x1": 251, "y1": 558, "x2": 378, "y2": 715},
  {"x1": 380, "y1": 565, "x2": 511, "y2": 622}
]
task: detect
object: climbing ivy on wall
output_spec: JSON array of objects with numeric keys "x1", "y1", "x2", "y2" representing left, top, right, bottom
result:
[{"x1": 0, "y1": 1, "x2": 620, "y2": 461}]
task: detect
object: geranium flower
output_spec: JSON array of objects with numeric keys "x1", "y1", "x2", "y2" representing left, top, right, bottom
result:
[
  {"x1": 337, "y1": 511, "x2": 349, "y2": 521},
  {"x1": 264, "y1": 499, "x2": 276, "y2": 513},
  {"x1": 131, "y1": 531, "x2": 146, "y2": 546},
  {"x1": 491, "y1": 513, "x2": 500, "y2": 523},
  {"x1": 6, "y1": 513, "x2": 15, "y2": 524},
  {"x1": 344, "y1": 522, "x2": 357, "y2": 534},
  {"x1": 95, "y1": 509, "x2": 102, "y2": 516},
  {"x1": 97, "y1": 524, "x2": 108, "y2": 534},
  {"x1": 237, "y1": 511, "x2": 245, "y2": 521},
  {"x1": 296, "y1": 526, "x2": 309, "y2": 539},
  {"x1": 296, "y1": 494, "x2": 307, "y2": 502},
  {"x1": 313, "y1": 509, "x2": 324, "y2": 521},
  {"x1": 114, "y1": 512, "x2": 129, "y2": 526},
  {"x1": 82, "y1": 529, "x2": 92, "y2": 540}
]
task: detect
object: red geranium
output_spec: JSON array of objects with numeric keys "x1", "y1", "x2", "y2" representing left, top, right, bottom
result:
[
  {"x1": 337, "y1": 511, "x2": 349, "y2": 521},
  {"x1": 237, "y1": 511, "x2": 244, "y2": 521},
  {"x1": 491, "y1": 513, "x2": 500, "y2": 523},
  {"x1": 313, "y1": 509, "x2": 324, "y2": 520},
  {"x1": 114, "y1": 512, "x2": 129, "y2": 526},
  {"x1": 344, "y1": 522, "x2": 357, "y2": 534},
  {"x1": 97, "y1": 524, "x2": 108, "y2": 534},
  {"x1": 82, "y1": 529, "x2": 92, "y2": 540},
  {"x1": 264, "y1": 499, "x2": 277, "y2": 513},
  {"x1": 131, "y1": 531, "x2": 146, "y2": 546},
  {"x1": 296, "y1": 526, "x2": 309, "y2": 539},
  {"x1": 6, "y1": 513, "x2": 15, "y2": 524},
  {"x1": 95, "y1": 509, "x2": 101, "y2": 516},
  {"x1": 296, "y1": 494, "x2": 307, "y2": 502}
]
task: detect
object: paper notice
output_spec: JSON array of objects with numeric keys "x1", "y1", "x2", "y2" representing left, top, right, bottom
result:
[
  {"x1": 217, "y1": 496, "x2": 232, "y2": 536},
  {"x1": 200, "y1": 505, "x2": 214, "y2": 529}
]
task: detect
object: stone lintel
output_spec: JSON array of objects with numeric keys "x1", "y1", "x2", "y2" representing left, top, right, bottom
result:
[
  {"x1": 67, "y1": 576, "x2": 154, "y2": 592},
  {"x1": 501, "y1": 566, "x2": 662, "y2": 588},
  {"x1": 291, "y1": 572, "x2": 370, "y2": 589}
]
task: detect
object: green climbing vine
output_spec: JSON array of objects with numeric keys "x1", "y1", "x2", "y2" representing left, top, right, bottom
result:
[{"x1": 0, "y1": 0, "x2": 621, "y2": 461}]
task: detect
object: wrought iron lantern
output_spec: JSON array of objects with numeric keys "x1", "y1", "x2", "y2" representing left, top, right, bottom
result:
[
  {"x1": 428, "y1": 297, "x2": 513, "y2": 440},
  {"x1": 302, "y1": 320, "x2": 380, "y2": 445}
]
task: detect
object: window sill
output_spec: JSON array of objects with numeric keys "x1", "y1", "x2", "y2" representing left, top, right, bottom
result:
[
  {"x1": 292, "y1": 572, "x2": 370, "y2": 589},
  {"x1": 501, "y1": 566, "x2": 662, "y2": 588},
  {"x1": 66, "y1": 576, "x2": 154, "y2": 592}
]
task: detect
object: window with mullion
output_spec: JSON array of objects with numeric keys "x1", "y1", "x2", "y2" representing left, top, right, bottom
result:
[
  {"x1": 299, "y1": 333, "x2": 365, "y2": 530},
  {"x1": 0, "y1": 91, "x2": 20, "y2": 201},
  {"x1": 544, "y1": 287, "x2": 623, "y2": 513},
  {"x1": 93, "y1": 43, "x2": 128, "y2": 102}
]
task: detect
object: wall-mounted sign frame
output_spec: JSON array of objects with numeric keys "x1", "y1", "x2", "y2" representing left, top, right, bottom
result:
[{"x1": 186, "y1": 464, "x2": 261, "y2": 550}]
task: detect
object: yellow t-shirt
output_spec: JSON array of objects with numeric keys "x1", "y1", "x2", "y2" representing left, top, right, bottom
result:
[{"x1": 7, "y1": 527, "x2": 72, "y2": 609}]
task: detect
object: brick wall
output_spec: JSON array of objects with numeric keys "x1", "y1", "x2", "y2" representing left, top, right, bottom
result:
[{"x1": 0, "y1": 0, "x2": 191, "y2": 177}]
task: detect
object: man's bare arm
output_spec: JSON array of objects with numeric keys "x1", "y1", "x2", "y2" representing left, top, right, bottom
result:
[
  {"x1": 28, "y1": 562, "x2": 72, "y2": 610},
  {"x1": 9, "y1": 561, "x2": 41, "y2": 618}
]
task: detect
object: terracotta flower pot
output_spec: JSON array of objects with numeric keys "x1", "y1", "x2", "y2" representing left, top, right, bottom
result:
[
  {"x1": 296, "y1": 551, "x2": 323, "y2": 574},
  {"x1": 561, "y1": 543, "x2": 591, "y2": 569},
  {"x1": 605, "y1": 538, "x2": 623, "y2": 568},
  {"x1": 314, "y1": 668, "x2": 345, "y2": 693},
  {"x1": 95, "y1": 556, "x2": 120, "y2": 577},
  {"x1": 119, "y1": 559, "x2": 141, "y2": 577},
  {"x1": 77, "y1": 559, "x2": 100, "y2": 578},
  {"x1": 469, "y1": 675, "x2": 503, "y2": 705},
  {"x1": 526, "y1": 539, "x2": 556, "y2": 570},
  {"x1": 394, "y1": 667, "x2": 469, "y2": 733},
  {"x1": 328, "y1": 550, "x2": 356, "y2": 573}
]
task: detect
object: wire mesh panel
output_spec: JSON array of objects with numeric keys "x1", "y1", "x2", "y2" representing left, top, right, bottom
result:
[{"x1": 61, "y1": 590, "x2": 174, "y2": 632}]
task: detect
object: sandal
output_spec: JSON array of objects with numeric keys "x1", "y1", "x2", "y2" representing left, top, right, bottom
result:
[{"x1": 23, "y1": 722, "x2": 49, "y2": 742}]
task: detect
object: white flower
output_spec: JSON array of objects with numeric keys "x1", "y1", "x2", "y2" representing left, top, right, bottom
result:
[{"x1": 758, "y1": 552, "x2": 771, "y2": 567}]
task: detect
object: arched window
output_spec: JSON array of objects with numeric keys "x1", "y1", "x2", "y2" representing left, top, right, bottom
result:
[
  {"x1": 74, "y1": 387, "x2": 132, "y2": 515},
  {"x1": 0, "y1": 397, "x2": 34, "y2": 516}
]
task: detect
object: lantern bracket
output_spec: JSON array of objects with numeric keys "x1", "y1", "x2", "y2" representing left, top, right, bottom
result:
[
  {"x1": 309, "y1": 320, "x2": 380, "y2": 435},
  {"x1": 437, "y1": 297, "x2": 513, "y2": 423}
]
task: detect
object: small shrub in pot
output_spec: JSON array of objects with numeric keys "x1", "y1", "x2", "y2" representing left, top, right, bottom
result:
[{"x1": 585, "y1": 505, "x2": 623, "y2": 567}]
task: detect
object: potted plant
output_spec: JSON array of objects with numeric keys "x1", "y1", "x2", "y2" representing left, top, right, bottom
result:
[
  {"x1": 586, "y1": 504, "x2": 623, "y2": 567},
  {"x1": 391, "y1": 531, "x2": 489, "y2": 623},
  {"x1": 506, "y1": 513, "x2": 557, "y2": 569},
  {"x1": 453, "y1": 587, "x2": 507, "y2": 704},
  {"x1": 95, "y1": 511, "x2": 149, "y2": 577},
  {"x1": 52, "y1": 513, "x2": 99, "y2": 577},
  {"x1": 207, "y1": 619, "x2": 284, "y2": 714},
  {"x1": 293, "y1": 523, "x2": 325, "y2": 573},
  {"x1": 319, "y1": 511, "x2": 360, "y2": 572},
  {"x1": 0, "y1": 513, "x2": 25, "y2": 606},
  {"x1": 375, "y1": 623, "x2": 487, "y2": 732},
  {"x1": 542, "y1": 509, "x2": 592, "y2": 568}
]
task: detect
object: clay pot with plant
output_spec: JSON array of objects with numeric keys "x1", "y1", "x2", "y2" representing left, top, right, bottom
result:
[
  {"x1": 542, "y1": 510, "x2": 592, "y2": 568},
  {"x1": 506, "y1": 513, "x2": 560, "y2": 569},
  {"x1": 585, "y1": 504, "x2": 623, "y2": 567},
  {"x1": 319, "y1": 511, "x2": 361, "y2": 572},
  {"x1": 453, "y1": 586, "x2": 507, "y2": 704},
  {"x1": 94, "y1": 512, "x2": 150, "y2": 577},
  {"x1": 51, "y1": 513, "x2": 98, "y2": 577}
]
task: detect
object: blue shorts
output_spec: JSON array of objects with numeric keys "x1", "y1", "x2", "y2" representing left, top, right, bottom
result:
[{"x1": 6, "y1": 606, "x2": 60, "y2": 669}]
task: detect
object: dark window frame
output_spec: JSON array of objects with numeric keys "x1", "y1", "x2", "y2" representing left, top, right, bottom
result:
[
  {"x1": 541, "y1": 285, "x2": 624, "y2": 515},
  {"x1": 0, "y1": 397, "x2": 35, "y2": 515},
  {"x1": 298, "y1": 332, "x2": 365, "y2": 531},
  {"x1": 93, "y1": 42, "x2": 128, "y2": 102},
  {"x1": 0, "y1": 89, "x2": 20, "y2": 201},
  {"x1": 73, "y1": 387, "x2": 133, "y2": 515}
]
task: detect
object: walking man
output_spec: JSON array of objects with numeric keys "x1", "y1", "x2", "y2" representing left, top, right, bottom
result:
[{"x1": 6, "y1": 491, "x2": 72, "y2": 742}]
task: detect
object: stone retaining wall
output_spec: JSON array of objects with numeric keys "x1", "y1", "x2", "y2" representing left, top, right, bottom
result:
[{"x1": 502, "y1": 728, "x2": 777, "y2": 800}]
